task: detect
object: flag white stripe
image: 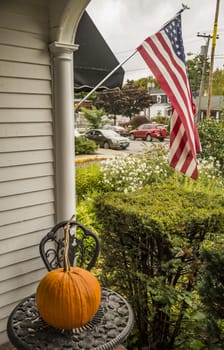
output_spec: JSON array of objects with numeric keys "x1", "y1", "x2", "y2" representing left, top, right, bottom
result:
[
  {"x1": 137, "y1": 13, "x2": 200, "y2": 178},
  {"x1": 149, "y1": 35, "x2": 196, "y2": 148},
  {"x1": 142, "y1": 36, "x2": 196, "y2": 153}
]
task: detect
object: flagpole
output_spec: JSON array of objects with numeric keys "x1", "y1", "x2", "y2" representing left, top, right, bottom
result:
[
  {"x1": 206, "y1": 0, "x2": 220, "y2": 119},
  {"x1": 74, "y1": 50, "x2": 138, "y2": 111}
]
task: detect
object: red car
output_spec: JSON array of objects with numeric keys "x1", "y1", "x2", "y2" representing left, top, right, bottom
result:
[{"x1": 129, "y1": 123, "x2": 167, "y2": 142}]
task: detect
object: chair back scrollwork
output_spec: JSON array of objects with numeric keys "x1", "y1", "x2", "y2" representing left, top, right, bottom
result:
[{"x1": 39, "y1": 220, "x2": 100, "y2": 271}]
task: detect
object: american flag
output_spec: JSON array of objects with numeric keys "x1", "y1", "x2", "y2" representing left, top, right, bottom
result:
[{"x1": 137, "y1": 12, "x2": 201, "y2": 179}]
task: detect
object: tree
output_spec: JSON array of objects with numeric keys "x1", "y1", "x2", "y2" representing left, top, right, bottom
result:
[
  {"x1": 186, "y1": 54, "x2": 210, "y2": 97},
  {"x1": 212, "y1": 69, "x2": 224, "y2": 95},
  {"x1": 95, "y1": 80, "x2": 152, "y2": 121},
  {"x1": 121, "y1": 80, "x2": 152, "y2": 119},
  {"x1": 80, "y1": 106, "x2": 105, "y2": 129},
  {"x1": 95, "y1": 88, "x2": 126, "y2": 124}
]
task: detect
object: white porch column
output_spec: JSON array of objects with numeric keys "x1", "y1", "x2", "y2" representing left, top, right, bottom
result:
[{"x1": 49, "y1": 42, "x2": 79, "y2": 222}]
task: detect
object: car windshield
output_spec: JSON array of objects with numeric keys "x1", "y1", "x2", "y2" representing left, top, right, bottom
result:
[{"x1": 101, "y1": 130, "x2": 120, "y2": 137}]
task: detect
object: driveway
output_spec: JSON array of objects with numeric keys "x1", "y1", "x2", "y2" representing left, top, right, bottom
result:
[{"x1": 75, "y1": 139, "x2": 169, "y2": 162}]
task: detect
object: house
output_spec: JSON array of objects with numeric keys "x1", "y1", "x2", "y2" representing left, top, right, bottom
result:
[
  {"x1": 195, "y1": 95, "x2": 224, "y2": 121},
  {"x1": 0, "y1": 0, "x2": 91, "y2": 345},
  {"x1": 149, "y1": 89, "x2": 171, "y2": 119}
]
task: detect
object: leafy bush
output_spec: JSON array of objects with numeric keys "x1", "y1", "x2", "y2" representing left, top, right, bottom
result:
[
  {"x1": 198, "y1": 119, "x2": 224, "y2": 175},
  {"x1": 98, "y1": 147, "x2": 223, "y2": 194},
  {"x1": 198, "y1": 236, "x2": 224, "y2": 348},
  {"x1": 75, "y1": 146, "x2": 224, "y2": 349},
  {"x1": 75, "y1": 136, "x2": 98, "y2": 155},
  {"x1": 94, "y1": 183, "x2": 224, "y2": 350},
  {"x1": 75, "y1": 162, "x2": 102, "y2": 201}
]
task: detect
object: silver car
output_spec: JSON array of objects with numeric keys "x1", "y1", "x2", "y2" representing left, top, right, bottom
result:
[{"x1": 85, "y1": 129, "x2": 130, "y2": 150}]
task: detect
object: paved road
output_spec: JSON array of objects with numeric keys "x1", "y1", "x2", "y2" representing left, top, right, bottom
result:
[{"x1": 76, "y1": 139, "x2": 169, "y2": 161}]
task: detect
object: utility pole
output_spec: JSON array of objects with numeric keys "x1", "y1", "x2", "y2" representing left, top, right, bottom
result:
[
  {"x1": 196, "y1": 33, "x2": 212, "y2": 121},
  {"x1": 207, "y1": 0, "x2": 220, "y2": 119}
]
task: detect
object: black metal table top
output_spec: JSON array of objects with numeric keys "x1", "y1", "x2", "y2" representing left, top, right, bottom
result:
[{"x1": 7, "y1": 288, "x2": 134, "y2": 350}]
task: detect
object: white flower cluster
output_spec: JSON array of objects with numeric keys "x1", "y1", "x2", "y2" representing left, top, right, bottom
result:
[
  {"x1": 100, "y1": 152, "x2": 171, "y2": 193},
  {"x1": 99, "y1": 151, "x2": 224, "y2": 194}
]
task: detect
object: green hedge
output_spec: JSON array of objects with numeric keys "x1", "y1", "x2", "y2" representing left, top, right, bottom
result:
[
  {"x1": 94, "y1": 183, "x2": 224, "y2": 350},
  {"x1": 75, "y1": 136, "x2": 98, "y2": 155}
]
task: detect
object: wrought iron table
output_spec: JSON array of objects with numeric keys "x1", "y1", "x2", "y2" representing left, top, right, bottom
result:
[{"x1": 7, "y1": 288, "x2": 134, "y2": 350}]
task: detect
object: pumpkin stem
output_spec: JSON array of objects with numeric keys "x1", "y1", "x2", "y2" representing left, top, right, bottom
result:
[{"x1": 63, "y1": 215, "x2": 75, "y2": 272}]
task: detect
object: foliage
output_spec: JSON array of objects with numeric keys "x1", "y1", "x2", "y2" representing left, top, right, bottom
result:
[
  {"x1": 135, "y1": 76, "x2": 160, "y2": 90},
  {"x1": 75, "y1": 136, "x2": 98, "y2": 155},
  {"x1": 128, "y1": 115, "x2": 149, "y2": 128},
  {"x1": 80, "y1": 106, "x2": 105, "y2": 128},
  {"x1": 198, "y1": 237, "x2": 224, "y2": 348},
  {"x1": 95, "y1": 88, "x2": 127, "y2": 121},
  {"x1": 75, "y1": 142, "x2": 224, "y2": 349},
  {"x1": 197, "y1": 119, "x2": 224, "y2": 175},
  {"x1": 153, "y1": 115, "x2": 170, "y2": 125},
  {"x1": 75, "y1": 162, "x2": 102, "y2": 201},
  {"x1": 98, "y1": 147, "x2": 224, "y2": 194},
  {"x1": 99, "y1": 147, "x2": 173, "y2": 193},
  {"x1": 95, "y1": 80, "x2": 151, "y2": 119},
  {"x1": 186, "y1": 55, "x2": 210, "y2": 97},
  {"x1": 121, "y1": 80, "x2": 152, "y2": 118},
  {"x1": 94, "y1": 183, "x2": 224, "y2": 350},
  {"x1": 212, "y1": 68, "x2": 224, "y2": 96}
]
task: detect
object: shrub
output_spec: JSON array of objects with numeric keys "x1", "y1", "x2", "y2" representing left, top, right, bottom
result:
[
  {"x1": 75, "y1": 162, "x2": 102, "y2": 201},
  {"x1": 198, "y1": 119, "x2": 224, "y2": 175},
  {"x1": 98, "y1": 147, "x2": 223, "y2": 194},
  {"x1": 75, "y1": 136, "x2": 98, "y2": 155},
  {"x1": 198, "y1": 236, "x2": 224, "y2": 348},
  {"x1": 94, "y1": 183, "x2": 224, "y2": 349}
]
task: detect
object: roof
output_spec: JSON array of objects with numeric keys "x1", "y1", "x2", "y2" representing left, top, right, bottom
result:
[{"x1": 195, "y1": 96, "x2": 224, "y2": 111}]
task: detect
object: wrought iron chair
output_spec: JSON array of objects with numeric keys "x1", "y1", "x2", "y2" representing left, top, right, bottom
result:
[
  {"x1": 39, "y1": 220, "x2": 100, "y2": 271},
  {"x1": 7, "y1": 220, "x2": 134, "y2": 349}
]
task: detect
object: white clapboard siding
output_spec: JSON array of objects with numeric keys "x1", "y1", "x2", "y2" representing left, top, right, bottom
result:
[
  {"x1": 0, "y1": 0, "x2": 62, "y2": 344},
  {"x1": 0, "y1": 201, "x2": 54, "y2": 228},
  {"x1": 0, "y1": 331, "x2": 9, "y2": 345},
  {"x1": 0, "y1": 257, "x2": 44, "y2": 282},
  {"x1": 0, "y1": 77, "x2": 51, "y2": 94},
  {"x1": 0, "y1": 0, "x2": 47, "y2": 17},
  {"x1": 0, "y1": 245, "x2": 44, "y2": 269},
  {"x1": 0, "y1": 136, "x2": 53, "y2": 152},
  {"x1": 0, "y1": 189, "x2": 54, "y2": 212},
  {"x1": 0, "y1": 215, "x2": 54, "y2": 240},
  {"x1": 0, "y1": 109, "x2": 52, "y2": 123},
  {"x1": 0, "y1": 7, "x2": 48, "y2": 34},
  {"x1": 0, "y1": 281, "x2": 40, "y2": 309},
  {"x1": 0, "y1": 163, "x2": 54, "y2": 182},
  {"x1": 0, "y1": 229, "x2": 48, "y2": 255},
  {"x1": 0, "y1": 45, "x2": 50, "y2": 65},
  {"x1": 0, "y1": 176, "x2": 54, "y2": 196},
  {"x1": 0, "y1": 122, "x2": 53, "y2": 138},
  {"x1": 0, "y1": 300, "x2": 19, "y2": 320},
  {"x1": 0, "y1": 268, "x2": 45, "y2": 295},
  {"x1": 0, "y1": 149, "x2": 54, "y2": 167},
  {"x1": 0, "y1": 28, "x2": 47, "y2": 50},
  {"x1": 0, "y1": 61, "x2": 51, "y2": 79},
  {"x1": 0, "y1": 93, "x2": 52, "y2": 108}
]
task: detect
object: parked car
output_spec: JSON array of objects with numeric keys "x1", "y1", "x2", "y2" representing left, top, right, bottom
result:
[
  {"x1": 129, "y1": 123, "x2": 167, "y2": 142},
  {"x1": 103, "y1": 125, "x2": 129, "y2": 136},
  {"x1": 85, "y1": 129, "x2": 130, "y2": 149}
]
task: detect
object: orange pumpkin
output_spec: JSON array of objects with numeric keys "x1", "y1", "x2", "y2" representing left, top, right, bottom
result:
[
  {"x1": 36, "y1": 217, "x2": 101, "y2": 329},
  {"x1": 36, "y1": 266, "x2": 101, "y2": 329}
]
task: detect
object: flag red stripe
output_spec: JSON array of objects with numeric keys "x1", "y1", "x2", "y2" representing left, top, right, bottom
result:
[
  {"x1": 137, "y1": 13, "x2": 201, "y2": 179},
  {"x1": 138, "y1": 37, "x2": 196, "y2": 156}
]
